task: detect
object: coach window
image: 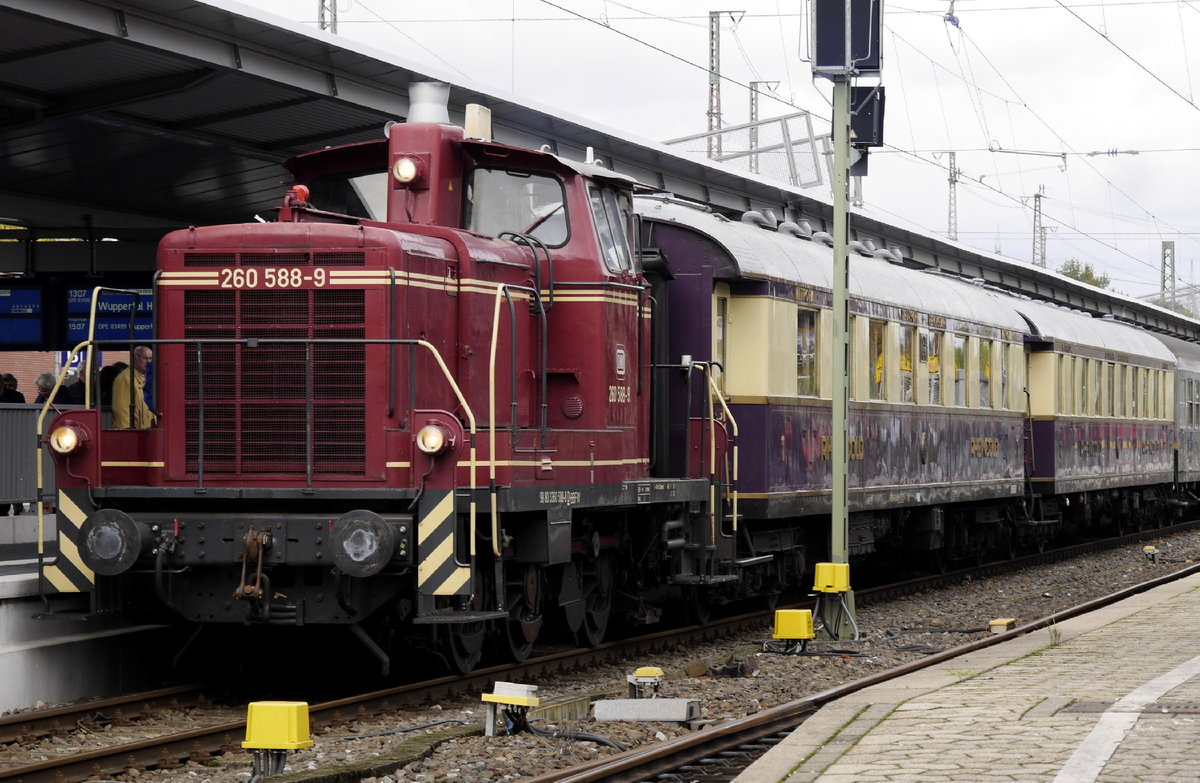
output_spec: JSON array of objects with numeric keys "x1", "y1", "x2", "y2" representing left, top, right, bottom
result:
[
  {"x1": 1113, "y1": 365, "x2": 1123, "y2": 417},
  {"x1": 1152, "y1": 371, "x2": 1161, "y2": 419},
  {"x1": 1065, "y1": 355, "x2": 1075, "y2": 415},
  {"x1": 978, "y1": 340, "x2": 992, "y2": 408},
  {"x1": 899, "y1": 325, "x2": 915, "y2": 403},
  {"x1": 466, "y1": 168, "x2": 569, "y2": 246},
  {"x1": 797, "y1": 308, "x2": 818, "y2": 396},
  {"x1": 1078, "y1": 358, "x2": 1088, "y2": 416},
  {"x1": 589, "y1": 184, "x2": 635, "y2": 274},
  {"x1": 869, "y1": 319, "x2": 886, "y2": 400},
  {"x1": 1104, "y1": 365, "x2": 1113, "y2": 417},
  {"x1": 925, "y1": 331, "x2": 943, "y2": 404},
  {"x1": 952, "y1": 335, "x2": 967, "y2": 406},
  {"x1": 1000, "y1": 343, "x2": 1010, "y2": 409}
]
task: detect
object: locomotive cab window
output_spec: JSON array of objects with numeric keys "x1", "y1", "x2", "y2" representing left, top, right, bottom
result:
[
  {"x1": 306, "y1": 170, "x2": 388, "y2": 220},
  {"x1": 588, "y1": 184, "x2": 635, "y2": 274},
  {"x1": 465, "y1": 168, "x2": 569, "y2": 246}
]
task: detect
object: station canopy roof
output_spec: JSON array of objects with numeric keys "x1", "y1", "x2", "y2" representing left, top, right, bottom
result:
[{"x1": 0, "y1": 0, "x2": 803, "y2": 233}]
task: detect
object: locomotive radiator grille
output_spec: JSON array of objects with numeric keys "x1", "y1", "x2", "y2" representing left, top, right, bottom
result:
[{"x1": 182, "y1": 288, "x2": 367, "y2": 477}]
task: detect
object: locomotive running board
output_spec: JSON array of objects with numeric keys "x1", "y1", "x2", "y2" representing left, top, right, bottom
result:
[
  {"x1": 672, "y1": 574, "x2": 739, "y2": 585},
  {"x1": 412, "y1": 610, "x2": 508, "y2": 624}
]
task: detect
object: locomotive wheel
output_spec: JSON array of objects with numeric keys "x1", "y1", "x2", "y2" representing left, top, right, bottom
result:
[
  {"x1": 683, "y1": 586, "x2": 712, "y2": 625},
  {"x1": 503, "y1": 566, "x2": 543, "y2": 663},
  {"x1": 441, "y1": 621, "x2": 486, "y2": 674},
  {"x1": 576, "y1": 554, "x2": 613, "y2": 648}
]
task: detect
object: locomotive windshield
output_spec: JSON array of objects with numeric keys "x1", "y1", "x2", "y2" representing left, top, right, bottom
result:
[
  {"x1": 589, "y1": 184, "x2": 635, "y2": 273},
  {"x1": 465, "y1": 168, "x2": 568, "y2": 246},
  {"x1": 305, "y1": 170, "x2": 388, "y2": 220}
]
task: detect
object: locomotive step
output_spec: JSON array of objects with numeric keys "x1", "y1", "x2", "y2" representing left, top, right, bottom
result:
[
  {"x1": 672, "y1": 574, "x2": 739, "y2": 585},
  {"x1": 412, "y1": 610, "x2": 509, "y2": 624}
]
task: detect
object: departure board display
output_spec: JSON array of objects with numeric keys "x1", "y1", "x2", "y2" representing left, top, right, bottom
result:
[{"x1": 0, "y1": 287, "x2": 42, "y2": 344}]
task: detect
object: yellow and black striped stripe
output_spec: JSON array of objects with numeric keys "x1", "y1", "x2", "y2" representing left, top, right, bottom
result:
[
  {"x1": 40, "y1": 488, "x2": 95, "y2": 594},
  {"x1": 416, "y1": 489, "x2": 471, "y2": 596}
]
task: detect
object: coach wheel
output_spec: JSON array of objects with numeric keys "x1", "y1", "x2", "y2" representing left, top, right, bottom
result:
[
  {"x1": 576, "y1": 553, "x2": 613, "y2": 648},
  {"x1": 503, "y1": 566, "x2": 543, "y2": 663},
  {"x1": 441, "y1": 621, "x2": 485, "y2": 674}
]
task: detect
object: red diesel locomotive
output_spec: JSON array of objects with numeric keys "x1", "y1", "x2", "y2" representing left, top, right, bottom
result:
[{"x1": 40, "y1": 84, "x2": 743, "y2": 672}]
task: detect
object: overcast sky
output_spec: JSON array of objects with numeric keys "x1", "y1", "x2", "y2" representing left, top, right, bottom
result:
[{"x1": 223, "y1": 0, "x2": 1200, "y2": 303}]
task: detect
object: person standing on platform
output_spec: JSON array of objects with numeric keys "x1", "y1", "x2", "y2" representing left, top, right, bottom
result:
[
  {"x1": 0, "y1": 373, "x2": 24, "y2": 403},
  {"x1": 112, "y1": 346, "x2": 156, "y2": 428},
  {"x1": 34, "y1": 372, "x2": 65, "y2": 405}
]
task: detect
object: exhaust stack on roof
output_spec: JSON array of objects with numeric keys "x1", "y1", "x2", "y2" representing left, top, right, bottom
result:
[{"x1": 407, "y1": 81, "x2": 450, "y2": 124}]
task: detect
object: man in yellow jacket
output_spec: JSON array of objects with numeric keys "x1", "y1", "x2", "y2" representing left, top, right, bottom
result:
[{"x1": 112, "y1": 345, "x2": 156, "y2": 429}]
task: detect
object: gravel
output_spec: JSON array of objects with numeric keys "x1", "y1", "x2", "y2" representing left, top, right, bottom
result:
[{"x1": 17, "y1": 531, "x2": 1200, "y2": 783}]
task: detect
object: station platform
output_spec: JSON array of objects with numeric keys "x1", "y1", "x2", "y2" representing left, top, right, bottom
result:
[
  {"x1": 739, "y1": 570, "x2": 1200, "y2": 782},
  {"x1": 0, "y1": 505, "x2": 53, "y2": 599}
]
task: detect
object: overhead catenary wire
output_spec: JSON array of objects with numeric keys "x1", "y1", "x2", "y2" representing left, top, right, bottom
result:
[
  {"x1": 327, "y1": 0, "x2": 1193, "y2": 294},
  {"x1": 1053, "y1": 0, "x2": 1200, "y2": 113}
]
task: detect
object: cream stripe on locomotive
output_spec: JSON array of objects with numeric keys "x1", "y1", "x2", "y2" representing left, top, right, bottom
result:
[
  {"x1": 416, "y1": 489, "x2": 471, "y2": 596},
  {"x1": 159, "y1": 271, "x2": 219, "y2": 286},
  {"x1": 162, "y1": 269, "x2": 644, "y2": 309},
  {"x1": 41, "y1": 489, "x2": 95, "y2": 594}
]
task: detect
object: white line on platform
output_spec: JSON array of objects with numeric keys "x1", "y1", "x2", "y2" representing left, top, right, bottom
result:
[
  {"x1": 1053, "y1": 653, "x2": 1200, "y2": 783},
  {"x1": 0, "y1": 625, "x2": 169, "y2": 655}
]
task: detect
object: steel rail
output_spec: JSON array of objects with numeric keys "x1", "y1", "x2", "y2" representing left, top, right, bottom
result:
[{"x1": 3, "y1": 520, "x2": 1197, "y2": 783}]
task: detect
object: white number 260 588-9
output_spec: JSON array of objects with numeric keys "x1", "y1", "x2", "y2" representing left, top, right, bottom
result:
[{"x1": 219, "y1": 267, "x2": 327, "y2": 289}]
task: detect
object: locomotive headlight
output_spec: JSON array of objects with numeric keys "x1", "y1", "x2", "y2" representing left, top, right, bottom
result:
[
  {"x1": 48, "y1": 424, "x2": 87, "y2": 455},
  {"x1": 416, "y1": 424, "x2": 453, "y2": 455},
  {"x1": 392, "y1": 156, "x2": 421, "y2": 184}
]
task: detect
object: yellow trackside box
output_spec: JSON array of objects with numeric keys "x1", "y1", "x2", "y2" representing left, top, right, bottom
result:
[
  {"x1": 813, "y1": 562, "x2": 850, "y2": 593},
  {"x1": 242, "y1": 701, "x2": 315, "y2": 749},
  {"x1": 773, "y1": 609, "x2": 815, "y2": 640}
]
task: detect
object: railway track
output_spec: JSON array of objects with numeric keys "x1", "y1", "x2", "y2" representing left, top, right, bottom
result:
[{"x1": 2, "y1": 520, "x2": 1195, "y2": 783}]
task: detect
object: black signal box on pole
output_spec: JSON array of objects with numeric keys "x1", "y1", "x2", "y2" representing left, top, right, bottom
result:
[
  {"x1": 850, "y1": 86, "x2": 885, "y2": 147},
  {"x1": 812, "y1": 0, "x2": 882, "y2": 78}
]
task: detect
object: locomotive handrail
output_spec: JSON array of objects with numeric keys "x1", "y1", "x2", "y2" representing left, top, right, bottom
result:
[
  {"x1": 649, "y1": 359, "x2": 740, "y2": 553},
  {"x1": 486, "y1": 283, "x2": 547, "y2": 558},
  {"x1": 81, "y1": 285, "x2": 147, "y2": 409},
  {"x1": 704, "y1": 365, "x2": 740, "y2": 534},
  {"x1": 499, "y1": 231, "x2": 554, "y2": 313}
]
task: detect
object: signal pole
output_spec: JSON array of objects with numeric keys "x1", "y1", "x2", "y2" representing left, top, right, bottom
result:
[{"x1": 811, "y1": 0, "x2": 883, "y2": 640}]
